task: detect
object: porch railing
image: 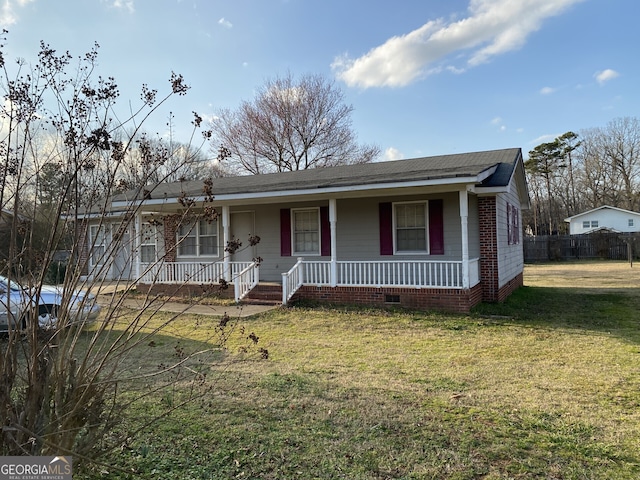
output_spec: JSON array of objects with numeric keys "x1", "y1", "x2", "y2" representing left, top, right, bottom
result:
[
  {"x1": 138, "y1": 261, "x2": 258, "y2": 302},
  {"x1": 139, "y1": 261, "x2": 254, "y2": 284},
  {"x1": 282, "y1": 258, "x2": 481, "y2": 304},
  {"x1": 234, "y1": 262, "x2": 260, "y2": 302},
  {"x1": 282, "y1": 258, "x2": 305, "y2": 304}
]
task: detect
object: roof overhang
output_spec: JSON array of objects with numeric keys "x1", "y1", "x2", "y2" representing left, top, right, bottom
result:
[{"x1": 112, "y1": 168, "x2": 498, "y2": 209}]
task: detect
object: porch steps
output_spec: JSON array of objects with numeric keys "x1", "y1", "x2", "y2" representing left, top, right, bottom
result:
[{"x1": 243, "y1": 283, "x2": 282, "y2": 305}]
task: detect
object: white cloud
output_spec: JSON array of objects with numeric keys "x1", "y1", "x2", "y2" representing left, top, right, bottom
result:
[
  {"x1": 0, "y1": 0, "x2": 34, "y2": 27},
  {"x1": 594, "y1": 69, "x2": 619, "y2": 85},
  {"x1": 110, "y1": 0, "x2": 135, "y2": 14},
  {"x1": 384, "y1": 147, "x2": 404, "y2": 161},
  {"x1": 218, "y1": 17, "x2": 233, "y2": 28},
  {"x1": 540, "y1": 86, "x2": 556, "y2": 95},
  {"x1": 490, "y1": 116, "x2": 507, "y2": 131},
  {"x1": 530, "y1": 133, "x2": 559, "y2": 145},
  {"x1": 333, "y1": 0, "x2": 585, "y2": 88}
]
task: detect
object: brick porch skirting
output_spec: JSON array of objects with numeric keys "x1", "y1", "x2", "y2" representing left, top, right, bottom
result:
[{"x1": 291, "y1": 283, "x2": 484, "y2": 314}]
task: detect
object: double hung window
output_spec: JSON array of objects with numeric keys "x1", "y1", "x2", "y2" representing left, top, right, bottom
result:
[
  {"x1": 292, "y1": 208, "x2": 320, "y2": 255},
  {"x1": 140, "y1": 223, "x2": 158, "y2": 263},
  {"x1": 395, "y1": 202, "x2": 428, "y2": 253},
  {"x1": 177, "y1": 219, "x2": 219, "y2": 257},
  {"x1": 507, "y1": 203, "x2": 520, "y2": 245}
]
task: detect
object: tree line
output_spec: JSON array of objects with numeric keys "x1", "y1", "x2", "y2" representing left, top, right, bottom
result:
[{"x1": 524, "y1": 117, "x2": 640, "y2": 235}]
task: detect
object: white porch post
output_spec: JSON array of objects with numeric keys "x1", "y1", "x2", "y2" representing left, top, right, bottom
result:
[
  {"x1": 135, "y1": 211, "x2": 142, "y2": 281},
  {"x1": 222, "y1": 205, "x2": 231, "y2": 281},
  {"x1": 329, "y1": 198, "x2": 337, "y2": 287},
  {"x1": 459, "y1": 189, "x2": 470, "y2": 289}
]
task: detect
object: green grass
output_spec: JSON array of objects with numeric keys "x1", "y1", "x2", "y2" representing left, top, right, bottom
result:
[{"x1": 74, "y1": 282, "x2": 640, "y2": 479}]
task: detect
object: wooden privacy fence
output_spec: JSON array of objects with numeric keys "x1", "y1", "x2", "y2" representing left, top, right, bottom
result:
[{"x1": 524, "y1": 232, "x2": 640, "y2": 262}]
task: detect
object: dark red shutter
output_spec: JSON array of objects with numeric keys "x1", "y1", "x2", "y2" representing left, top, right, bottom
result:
[
  {"x1": 507, "y1": 204, "x2": 512, "y2": 245},
  {"x1": 379, "y1": 202, "x2": 393, "y2": 255},
  {"x1": 429, "y1": 199, "x2": 444, "y2": 255},
  {"x1": 280, "y1": 209, "x2": 291, "y2": 256},
  {"x1": 320, "y1": 206, "x2": 331, "y2": 256}
]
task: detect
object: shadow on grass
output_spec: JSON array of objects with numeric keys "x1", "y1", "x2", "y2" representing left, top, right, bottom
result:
[{"x1": 473, "y1": 285, "x2": 640, "y2": 344}]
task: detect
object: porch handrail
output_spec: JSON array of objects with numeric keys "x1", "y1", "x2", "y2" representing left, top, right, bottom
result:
[
  {"x1": 282, "y1": 257, "x2": 304, "y2": 304},
  {"x1": 300, "y1": 259, "x2": 480, "y2": 289},
  {"x1": 234, "y1": 262, "x2": 260, "y2": 302},
  {"x1": 138, "y1": 261, "x2": 254, "y2": 285}
]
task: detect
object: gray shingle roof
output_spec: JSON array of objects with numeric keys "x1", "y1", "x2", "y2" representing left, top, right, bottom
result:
[{"x1": 113, "y1": 148, "x2": 522, "y2": 202}]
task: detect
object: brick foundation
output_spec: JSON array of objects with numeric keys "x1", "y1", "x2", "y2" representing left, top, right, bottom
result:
[
  {"x1": 496, "y1": 272, "x2": 523, "y2": 302},
  {"x1": 291, "y1": 283, "x2": 484, "y2": 314}
]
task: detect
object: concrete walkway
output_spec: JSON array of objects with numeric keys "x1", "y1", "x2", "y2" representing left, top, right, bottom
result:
[
  {"x1": 109, "y1": 298, "x2": 280, "y2": 318},
  {"x1": 94, "y1": 283, "x2": 280, "y2": 318}
]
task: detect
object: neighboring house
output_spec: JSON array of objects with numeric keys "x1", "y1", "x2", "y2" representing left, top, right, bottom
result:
[
  {"x1": 79, "y1": 148, "x2": 530, "y2": 313},
  {"x1": 564, "y1": 206, "x2": 640, "y2": 235}
]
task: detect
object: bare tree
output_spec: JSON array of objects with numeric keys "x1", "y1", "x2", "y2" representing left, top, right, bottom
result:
[
  {"x1": 574, "y1": 119, "x2": 640, "y2": 212},
  {"x1": 210, "y1": 72, "x2": 380, "y2": 174},
  {"x1": 0, "y1": 35, "x2": 263, "y2": 469},
  {"x1": 596, "y1": 117, "x2": 640, "y2": 211}
]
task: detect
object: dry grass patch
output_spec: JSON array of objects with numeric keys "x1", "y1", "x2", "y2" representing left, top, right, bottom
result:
[{"x1": 524, "y1": 259, "x2": 640, "y2": 290}]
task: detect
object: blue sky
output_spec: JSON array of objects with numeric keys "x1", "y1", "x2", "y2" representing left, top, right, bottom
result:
[{"x1": 1, "y1": 0, "x2": 637, "y2": 161}]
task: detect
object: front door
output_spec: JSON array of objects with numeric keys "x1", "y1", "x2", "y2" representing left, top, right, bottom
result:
[
  {"x1": 112, "y1": 226, "x2": 133, "y2": 280},
  {"x1": 230, "y1": 211, "x2": 256, "y2": 263}
]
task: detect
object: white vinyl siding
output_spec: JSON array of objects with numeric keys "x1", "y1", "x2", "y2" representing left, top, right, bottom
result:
[{"x1": 497, "y1": 182, "x2": 524, "y2": 288}]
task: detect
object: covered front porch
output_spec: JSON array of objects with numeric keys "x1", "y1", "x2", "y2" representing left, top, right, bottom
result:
[
  {"x1": 133, "y1": 188, "x2": 483, "y2": 308},
  {"x1": 137, "y1": 255, "x2": 481, "y2": 307}
]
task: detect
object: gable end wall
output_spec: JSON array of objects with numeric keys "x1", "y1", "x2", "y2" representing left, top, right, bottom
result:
[{"x1": 478, "y1": 190, "x2": 524, "y2": 303}]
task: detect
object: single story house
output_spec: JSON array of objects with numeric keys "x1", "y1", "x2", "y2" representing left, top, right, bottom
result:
[
  {"x1": 564, "y1": 206, "x2": 640, "y2": 235},
  {"x1": 78, "y1": 148, "x2": 529, "y2": 313}
]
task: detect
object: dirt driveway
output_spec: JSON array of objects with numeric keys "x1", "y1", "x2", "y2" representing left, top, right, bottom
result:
[{"x1": 524, "y1": 260, "x2": 640, "y2": 291}]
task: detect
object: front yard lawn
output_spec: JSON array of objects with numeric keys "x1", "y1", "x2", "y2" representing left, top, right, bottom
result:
[{"x1": 77, "y1": 262, "x2": 640, "y2": 479}]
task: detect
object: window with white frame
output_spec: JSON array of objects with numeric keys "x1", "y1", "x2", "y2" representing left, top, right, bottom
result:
[
  {"x1": 90, "y1": 224, "x2": 108, "y2": 266},
  {"x1": 582, "y1": 221, "x2": 590, "y2": 229},
  {"x1": 177, "y1": 219, "x2": 219, "y2": 257},
  {"x1": 629, "y1": 219, "x2": 634, "y2": 227},
  {"x1": 140, "y1": 223, "x2": 157, "y2": 263},
  {"x1": 395, "y1": 202, "x2": 428, "y2": 253},
  {"x1": 292, "y1": 208, "x2": 320, "y2": 255},
  {"x1": 591, "y1": 220, "x2": 599, "y2": 228}
]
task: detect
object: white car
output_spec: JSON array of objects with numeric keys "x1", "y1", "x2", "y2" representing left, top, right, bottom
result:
[{"x1": 0, "y1": 275, "x2": 101, "y2": 332}]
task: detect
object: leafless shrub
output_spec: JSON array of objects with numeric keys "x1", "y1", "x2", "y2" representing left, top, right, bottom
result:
[{"x1": 0, "y1": 33, "x2": 264, "y2": 466}]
